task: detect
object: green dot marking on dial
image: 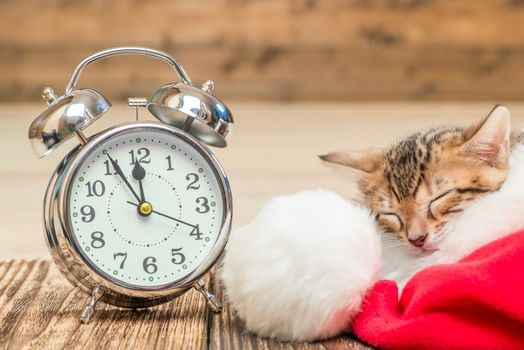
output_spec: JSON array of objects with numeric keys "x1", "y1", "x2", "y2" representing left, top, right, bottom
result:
[
  {"x1": 136, "y1": 138, "x2": 141, "y2": 143},
  {"x1": 171, "y1": 145, "x2": 176, "y2": 150},
  {"x1": 198, "y1": 168, "x2": 203, "y2": 173},
  {"x1": 73, "y1": 212, "x2": 78, "y2": 217},
  {"x1": 85, "y1": 246, "x2": 90, "y2": 252},
  {"x1": 79, "y1": 177, "x2": 84, "y2": 182},
  {"x1": 113, "y1": 270, "x2": 118, "y2": 275},
  {"x1": 182, "y1": 264, "x2": 187, "y2": 270},
  {"x1": 205, "y1": 237, "x2": 210, "y2": 242},
  {"x1": 102, "y1": 149, "x2": 108, "y2": 155},
  {"x1": 211, "y1": 202, "x2": 216, "y2": 207},
  {"x1": 148, "y1": 276, "x2": 154, "y2": 282}
]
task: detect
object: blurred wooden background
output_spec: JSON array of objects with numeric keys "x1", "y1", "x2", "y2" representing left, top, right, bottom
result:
[{"x1": 2, "y1": 0, "x2": 524, "y2": 102}]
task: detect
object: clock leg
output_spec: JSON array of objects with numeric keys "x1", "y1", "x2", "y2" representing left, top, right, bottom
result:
[
  {"x1": 194, "y1": 279, "x2": 222, "y2": 313},
  {"x1": 79, "y1": 286, "x2": 104, "y2": 324}
]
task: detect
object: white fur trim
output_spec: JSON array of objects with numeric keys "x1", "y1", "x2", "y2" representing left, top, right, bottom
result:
[{"x1": 221, "y1": 189, "x2": 382, "y2": 341}]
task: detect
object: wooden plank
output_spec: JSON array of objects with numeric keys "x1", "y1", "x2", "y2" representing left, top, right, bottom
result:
[
  {"x1": 2, "y1": 0, "x2": 524, "y2": 48},
  {"x1": 208, "y1": 270, "x2": 373, "y2": 350},
  {"x1": 2, "y1": 47, "x2": 524, "y2": 102},
  {"x1": 0, "y1": 260, "x2": 209, "y2": 349},
  {"x1": 2, "y1": 0, "x2": 524, "y2": 101}
]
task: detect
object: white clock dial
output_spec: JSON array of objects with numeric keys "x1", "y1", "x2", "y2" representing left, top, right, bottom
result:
[{"x1": 67, "y1": 127, "x2": 225, "y2": 288}]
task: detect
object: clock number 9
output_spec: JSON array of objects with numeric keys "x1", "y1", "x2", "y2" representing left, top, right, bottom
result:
[
  {"x1": 143, "y1": 256, "x2": 158, "y2": 274},
  {"x1": 80, "y1": 205, "x2": 95, "y2": 222},
  {"x1": 171, "y1": 248, "x2": 186, "y2": 265},
  {"x1": 196, "y1": 197, "x2": 210, "y2": 213}
]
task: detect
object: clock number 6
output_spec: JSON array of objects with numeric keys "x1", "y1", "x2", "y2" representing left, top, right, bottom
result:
[
  {"x1": 171, "y1": 248, "x2": 186, "y2": 265},
  {"x1": 196, "y1": 197, "x2": 210, "y2": 213},
  {"x1": 143, "y1": 256, "x2": 158, "y2": 274}
]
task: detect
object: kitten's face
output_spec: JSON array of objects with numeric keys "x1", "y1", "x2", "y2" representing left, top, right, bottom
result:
[
  {"x1": 362, "y1": 130, "x2": 508, "y2": 251},
  {"x1": 321, "y1": 106, "x2": 511, "y2": 252}
]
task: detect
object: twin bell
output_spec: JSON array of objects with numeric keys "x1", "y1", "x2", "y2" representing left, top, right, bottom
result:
[{"x1": 28, "y1": 47, "x2": 234, "y2": 158}]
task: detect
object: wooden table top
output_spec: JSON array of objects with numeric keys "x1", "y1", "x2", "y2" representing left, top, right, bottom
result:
[{"x1": 0, "y1": 260, "x2": 371, "y2": 349}]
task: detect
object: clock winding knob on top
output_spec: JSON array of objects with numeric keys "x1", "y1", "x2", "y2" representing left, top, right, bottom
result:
[
  {"x1": 41, "y1": 87, "x2": 58, "y2": 105},
  {"x1": 201, "y1": 80, "x2": 214, "y2": 94}
]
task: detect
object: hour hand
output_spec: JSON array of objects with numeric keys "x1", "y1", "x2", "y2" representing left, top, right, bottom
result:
[
  {"x1": 132, "y1": 161, "x2": 146, "y2": 202},
  {"x1": 126, "y1": 201, "x2": 197, "y2": 229},
  {"x1": 106, "y1": 153, "x2": 141, "y2": 203}
]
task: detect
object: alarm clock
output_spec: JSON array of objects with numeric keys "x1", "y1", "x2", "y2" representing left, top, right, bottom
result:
[{"x1": 27, "y1": 47, "x2": 233, "y2": 323}]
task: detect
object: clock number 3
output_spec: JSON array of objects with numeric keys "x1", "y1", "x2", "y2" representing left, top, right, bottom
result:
[{"x1": 195, "y1": 197, "x2": 210, "y2": 213}]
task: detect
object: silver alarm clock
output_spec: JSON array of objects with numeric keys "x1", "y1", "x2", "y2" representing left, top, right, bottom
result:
[{"x1": 27, "y1": 47, "x2": 233, "y2": 323}]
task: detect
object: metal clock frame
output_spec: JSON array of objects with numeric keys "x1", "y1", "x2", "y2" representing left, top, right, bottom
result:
[{"x1": 43, "y1": 121, "x2": 232, "y2": 320}]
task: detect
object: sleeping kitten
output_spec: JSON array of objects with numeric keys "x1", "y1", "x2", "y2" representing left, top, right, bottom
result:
[{"x1": 320, "y1": 105, "x2": 520, "y2": 254}]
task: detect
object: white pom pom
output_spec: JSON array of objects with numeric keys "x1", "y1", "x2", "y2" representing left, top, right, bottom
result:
[{"x1": 221, "y1": 189, "x2": 382, "y2": 341}]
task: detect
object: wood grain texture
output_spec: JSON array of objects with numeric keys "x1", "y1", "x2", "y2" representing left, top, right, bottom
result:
[
  {"x1": 1, "y1": 0, "x2": 524, "y2": 101},
  {"x1": 0, "y1": 260, "x2": 371, "y2": 349},
  {"x1": 0, "y1": 260, "x2": 208, "y2": 349}
]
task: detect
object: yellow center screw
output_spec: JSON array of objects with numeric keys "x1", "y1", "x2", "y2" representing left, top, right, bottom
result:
[{"x1": 139, "y1": 202, "x2": 153, "y2": 216}]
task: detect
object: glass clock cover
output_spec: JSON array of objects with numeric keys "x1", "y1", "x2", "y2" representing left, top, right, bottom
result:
[{"x1": 66, "y1": 127, "x2": 225, "y2": 288}]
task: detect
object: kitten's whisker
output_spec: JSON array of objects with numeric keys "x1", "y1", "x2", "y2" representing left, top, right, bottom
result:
[{"x1": 372, "y1": 184, "x2": 391, "y2": 198}]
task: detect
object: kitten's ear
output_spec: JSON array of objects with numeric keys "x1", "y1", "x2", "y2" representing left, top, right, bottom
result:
[
  {"x1": 319, "y1": 148, "x2": 385, "y2": 173},
  {"x1": 462, "y1": 105, "x2": 510, "y2": 166}
]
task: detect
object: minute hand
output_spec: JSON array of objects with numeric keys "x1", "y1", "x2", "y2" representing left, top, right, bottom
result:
[
  {"x1": 106, "y1": 154, "x2": 141, "y2": 203},
  {"x1": 126, "y1": 201, "x2": 197, "y2": 229}
]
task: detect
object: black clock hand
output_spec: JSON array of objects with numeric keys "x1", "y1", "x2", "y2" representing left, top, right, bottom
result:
[
  {"x1": 106, "y1": 154, "x2": 141, "y2": 203},
  {"x1": 126, "y1": 201, "x2": 197, "y2": 229},
  {"x1": 132, "y1": 161, "x2": 146, "y2": 202}
]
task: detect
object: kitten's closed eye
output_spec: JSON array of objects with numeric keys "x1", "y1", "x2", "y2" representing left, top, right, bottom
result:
[
  {"x1": 376, "y1": 213, "x2": 403, "y2": 232},
  {"x1": 429, "y1": 189, "x2": 476, "y2": 219}
]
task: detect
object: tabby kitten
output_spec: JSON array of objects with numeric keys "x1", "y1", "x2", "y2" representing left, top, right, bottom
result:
[{"x1": 320, "y1": 105, "x2": 516, "y2": 252}]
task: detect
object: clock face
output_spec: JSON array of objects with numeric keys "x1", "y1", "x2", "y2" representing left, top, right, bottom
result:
[{"x1": 66, "y1": 125, "x2": 227, "y2": 289}]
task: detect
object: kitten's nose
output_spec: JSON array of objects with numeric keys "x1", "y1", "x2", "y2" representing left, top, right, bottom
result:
[{"x1": 408, "y1": 233, "x2": 428, "y2": 248}]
